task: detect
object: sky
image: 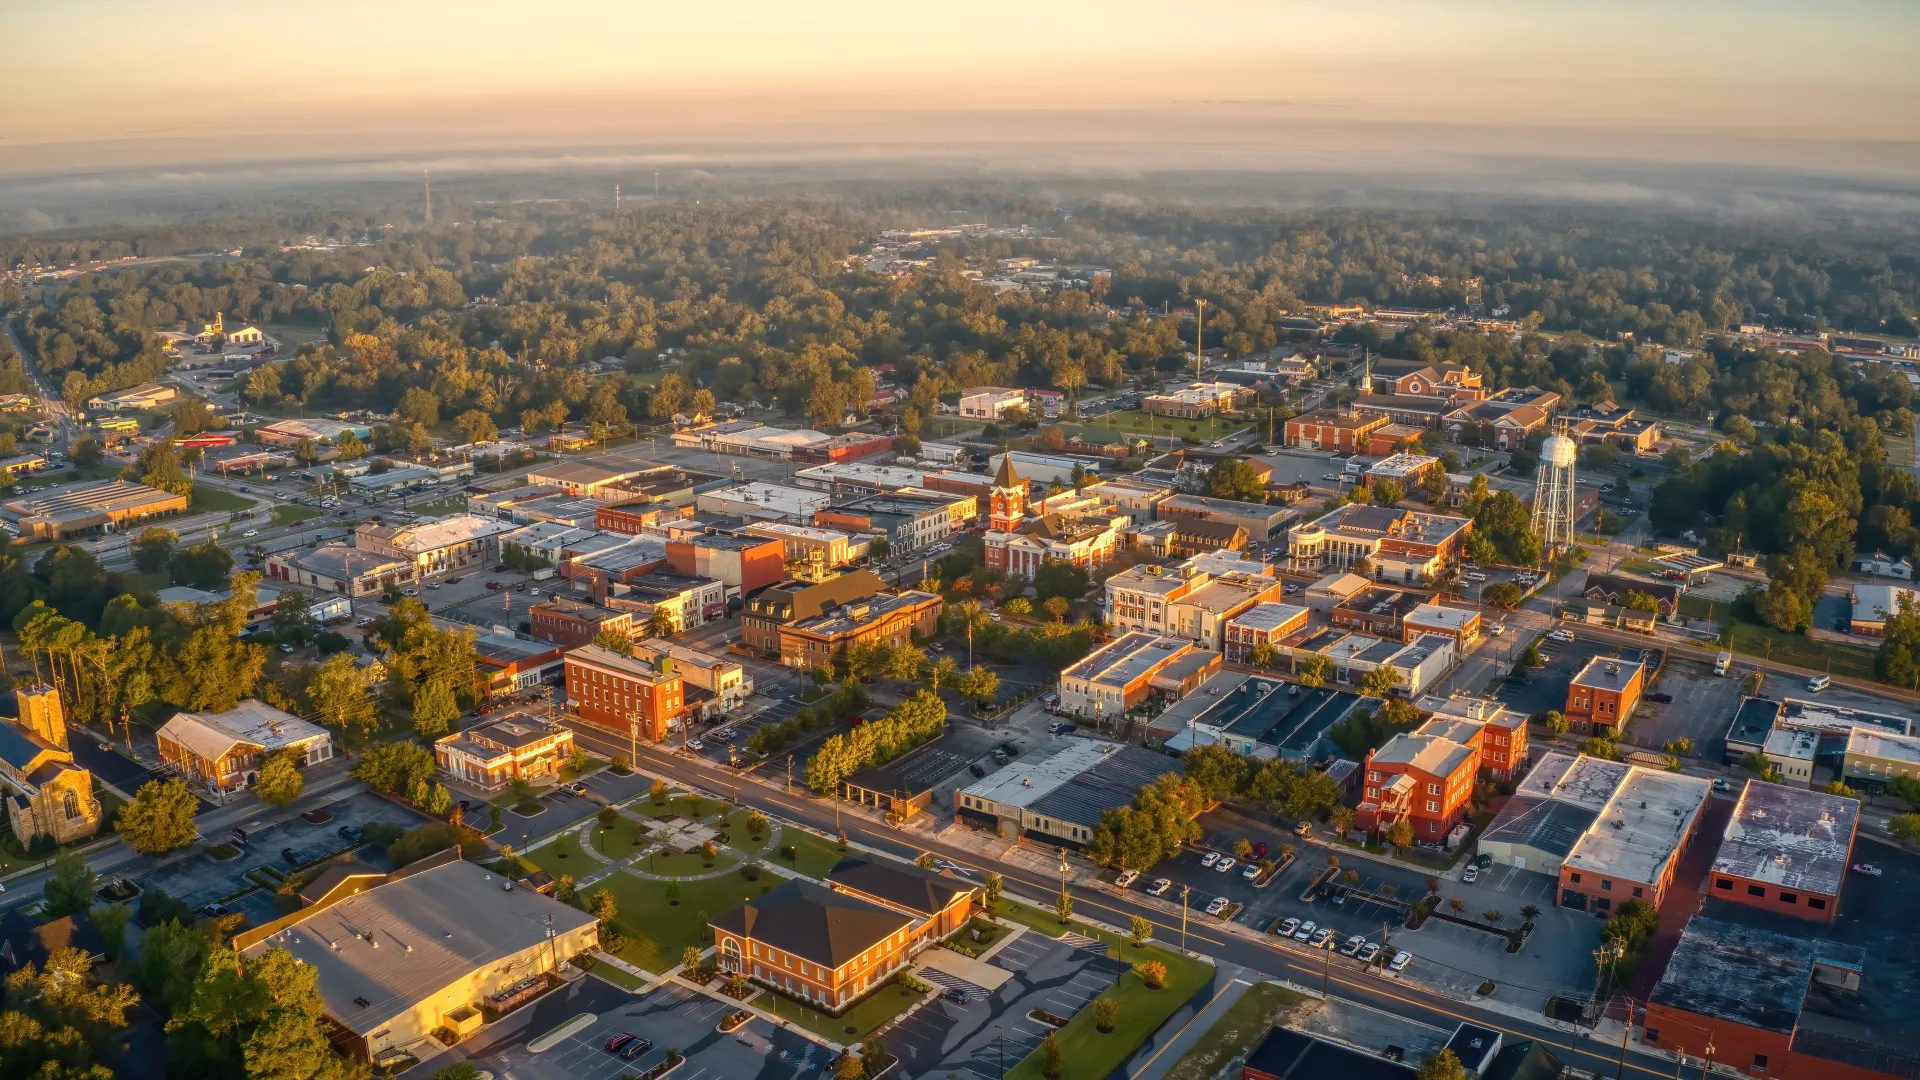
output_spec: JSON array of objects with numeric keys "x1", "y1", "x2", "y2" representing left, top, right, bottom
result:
[{"x1": 4, "y1": 0, "x2": 1919, "y2": 177}]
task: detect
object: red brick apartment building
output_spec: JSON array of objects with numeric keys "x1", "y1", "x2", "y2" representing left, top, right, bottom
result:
[
  {"x1": 740, "y1": 571, "x2": 888, "y2": 656},
  {"x1": 710, "y1": 857, "x2": 976, "y2": 1014},
  {"x1": 1358, "y1": 730, "x2": 1478, "y2": 843},
  {"x1": 1283, "y1": 409, "x2": 1388, "y2": 452},
  {"x1": 1707, "y1": 780, "x2": 1858, "y2": 924},
  {"x1": 1564, "y1": 656, "x2": 1645, "y2": 737},
  {"x1": 564, "y1": 643, "x2": 685, "y2": 741}
]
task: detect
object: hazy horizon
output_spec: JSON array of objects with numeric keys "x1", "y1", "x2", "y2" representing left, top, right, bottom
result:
[{"x1": 6, "y1": 0, "x2": 1919, "y2": 182}]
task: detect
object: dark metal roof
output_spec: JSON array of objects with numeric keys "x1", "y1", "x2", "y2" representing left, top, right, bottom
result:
[
  {"x1": 0, "y1": 723, "x2": 45, "y2": 770},
  {"x1": 709, "y1": 879, "x2": 911, "y2": 971},
  {"x1": 1481, "y1": 796, "x2": 1598, "y2": 860},
  {"x1": 1026, "y1": 745, "x2": 1179, "y2": 830},
  {"x1": 827, "y1": 857, "x2": 971, "y2": 918},
  {"x1": 0, "y1": 912, "x2": 105, "y2": 974},
  {"x1": 1649, "y1": 915, "x2": 1827, "y2": 1034},
  {"x1": 1242, "y1": 1026, "x2": 1414, "y2": 1080}
]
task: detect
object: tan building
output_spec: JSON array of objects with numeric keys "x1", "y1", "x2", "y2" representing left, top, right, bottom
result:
[
  {"x1": 1, "y1": 480, "x2": 189, "y2": 541},
  {"x1": 1057, "y1": 632, "x2": 1219, "y2": 719},
  {"x1": 630, "y1": 639, "x2": 753, "y2": 717},
  {"x1": 433, "y1": 712, "x2": 576, "y2": 793},
  {"x1": 235, "y1": 854, "x2": 598, "y2": 1064},
  {"x1": 0, "y1": 686, "x2": 101, "y2": 846},
  {"x1": 743, "y1": 521, "x2": 855, "y2": 572},
  {"x1": 781, "y1": 590, "x2": 943, "y2": 670},
  {"x1": 157, "y1": 700, "x2": 335, "y2": 801},
  {"x1": 353, "y1": 516, "x2": 517, "y2": 580}
]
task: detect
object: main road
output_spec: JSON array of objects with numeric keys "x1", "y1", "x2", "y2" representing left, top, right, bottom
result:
[{"x1": 559, "y1": 716, "x2": 1683, "y2": 1080}]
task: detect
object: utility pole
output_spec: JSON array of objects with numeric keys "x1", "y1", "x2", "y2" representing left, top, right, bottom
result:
[
  {"x1": 1615, "y1": 996, "x2": 1632, "y2": 1080},
  {"x1": 614, "y1": 183, "x2": 621, "y2": 211},
  {"x1": 1057, "y1": 847, "x2": 1070, "y2": 914},
  {"x1": 423, "y1": 169, "x2": 432, "y2": 225},
  {"x1": 627, "y1": 710, "x2": 638, "y2": 771},
  {"x1": 1179, "y1": 885, "x2": 1190, "y2": 954},
  {"x1": 787, "y1": 754, "x2": 793, "y2": 794}
]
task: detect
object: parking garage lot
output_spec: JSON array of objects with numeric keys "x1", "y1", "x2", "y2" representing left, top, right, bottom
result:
[
  {"x1": 885, "y1": 929, "x2": 1123, "y2": 1080},
  {"x1": 445, "y1": 977, "x2": 827, "y2": 1080}
]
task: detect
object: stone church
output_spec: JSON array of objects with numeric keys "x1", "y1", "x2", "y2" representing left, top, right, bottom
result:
[{"x1": 0, "y1": 686, "x2": 102, "y2": 847}]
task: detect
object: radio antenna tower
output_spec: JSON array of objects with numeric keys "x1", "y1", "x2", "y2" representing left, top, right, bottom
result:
[
  {"x1": 614, "y1": 183, "x2": 621, "y2": 210},
  {"x1": 422, "y1": 169, "x2": 432, "y2": 225},
  {"x1": 1531, "y1": 421, "x2": 1579, "y2": 555}
]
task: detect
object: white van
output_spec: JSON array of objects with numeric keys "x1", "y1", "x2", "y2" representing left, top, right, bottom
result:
[
  {"x1": 1714, "y1": 651, "x2": 1732, "y2": 677},
  {"x1": 1806, "y1": 673, "x2": 1831, "y2": 692}
]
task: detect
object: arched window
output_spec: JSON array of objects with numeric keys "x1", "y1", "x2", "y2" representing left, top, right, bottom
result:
[
  {"x1": 62, "y1": 791, "x2": 80, "y2": 819},
  {"x1": 719, "y1": 939, "x2": 742, "y2": 973}
]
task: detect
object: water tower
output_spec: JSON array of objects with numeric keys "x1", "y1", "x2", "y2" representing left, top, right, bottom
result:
[{"x1": 1531, "y1": 426, "x2": 1579, "y2": 554}]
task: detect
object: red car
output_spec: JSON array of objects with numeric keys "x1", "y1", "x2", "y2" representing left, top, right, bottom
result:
[
  {"x1": 605, "y1": 1033, "x2": 635, "y2": 1053},
  {"x1": 485, "y1": 581, "x2": 502, "y2": 590}
]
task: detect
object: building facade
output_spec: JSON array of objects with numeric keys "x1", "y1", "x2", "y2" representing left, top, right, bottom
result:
[
  {"x1": 0, "y1": 687, "x2": 101, "y2": 846},
  {"x1": 1565, "y1": 657, "x2": 1645, "y2": 737},
  {"x1": 433, "y1": 713, "x2": 576, "y2": 792},
  {"x1": 564, "y1": 644, "x2": 686, "y2": 742},
  {"x1": 156, "y1": 700, "x2": 335, "y2": 801}
]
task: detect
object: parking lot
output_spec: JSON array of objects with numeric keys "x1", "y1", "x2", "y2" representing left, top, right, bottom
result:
[
  {"x1": 1120, "y1": 809, "x2": 1604, "y2": 1013},
  {"x1": 133, "y1": 790, "x2": 428, "y2": 918},
  {"x1": 885, "y1": 929, "x2": 1123, "y2": 1080},
  {"x1": 439, "y1": 975, "x2": 826, "y2": 1080},
  {"x1": 1630, "y1": 656, "x2": 1744, "y2": 757},
  {"x1": 482, "y1": 753, "x2": 657, "y2": 850},
  {"x1": 1488, "y1": 633, "x2": 1618, "y2": 718}
]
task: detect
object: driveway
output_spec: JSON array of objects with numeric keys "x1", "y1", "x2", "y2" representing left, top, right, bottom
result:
[{"x1": 442, "y1": 976, "x2": 826, "y2": 1080}]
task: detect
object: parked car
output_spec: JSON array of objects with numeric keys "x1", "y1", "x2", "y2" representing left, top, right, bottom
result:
[
  {"x1": 1489, "y1": 624, "x2": 1506, "y2": 636},
  {"x1": 1330, "y1": 886, "x2": 1347, "y2": 906},
  {"x1": 1807, "y1": 674, "x2": 1831, "y2": 692},
  {"x1": 1200, "y1": 851, "x2": 1220, "y2": 868},
  {"x1": 688, "y1": 739, "x2": 705, "y2": 751},
  {"x1": 1293, "y1": 920, "x2": 1316, "y2": 941},
  {"x1": 1647, "y1": 692, "x2": 1674, "y2": 704},
  {"x1": 620, "y1": 1038, "x2": 653, "y2": 1060},
  {"x1": 1147, "y1": 878, "x2": 1173, "y2": 897},
  {"x1": 1389, "y1": 951, "x2": 1412, "y2": 972},
  {"x1": 1853, "y1": 863, "x2": 1884, "y2": 877},
  {"x1": 337, "y1": 825, "x2": 363, "y2": 842},
  {"x1": 1462, "y1": 865, "x2": 1479, "y2": 884},
  {"x1": 1215, "y1": 857, "x2": 1236, "y2": 873},
  {"x1": 605, "y1": 1033, "x2": 636, "y2": 1054},
  {"x1": 1712, "y1": 778, "x2": 1732, "y2": 792},
  {"x1": 1358, "y1": 942, "x2": 1381, "y2": 964},
  {"x1": 1309, "y1": 928, "x2": 1335, "y2": 949},
  {"x1": 968, "y1": 762, "x2": 987, "y2": 778},
  {"x1": 485, "y1": 581, "x2": 502, "y2": 590},
  {"x1": 1241, "y1": 863, "x2": 1261, "y2": 881},
  {"x1": 1340, "y1": 935, "x2": 1365, "y2": 956},
  {"x1": 1294, "y1": 820, "x2": 1312, "y2": 836},
  {"x1": 1548, "y1": 629, "x2": 1576, "y2": 643},
  {"x1": 1278, "y1": 917, "x2": 1301, "y2": 938},
  {"x1": 1116, "y1": 869, "x2": 1139, "y2": 888},
  {"x1": 277, "y1": 643, "x2": 296, "y2": 654},
  {"x1": 1473, "y1": 853, "x2": 1493, "y2": 869},
  {"x1": 1204, "y1": 897, "x2": 1229, "y2": 916},
  {"x1": 564, "y1": 781, "x2": 587, "y2": 795},
  {"x1": 242, "y1": 530, "x2": 257, "y2": 538},
  {"x1": 1253, "y1": 841, "x2": 1268, "y2": 858}
]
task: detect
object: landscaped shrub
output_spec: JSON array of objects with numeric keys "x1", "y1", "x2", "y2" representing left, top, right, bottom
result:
[{"x1": 1133, "y1": 959, "x2": 1168, "y2": 990}]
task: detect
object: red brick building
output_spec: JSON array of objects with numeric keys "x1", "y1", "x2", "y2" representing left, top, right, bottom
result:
[
  {"x1": 1358, "y1": 730, "x2": 1478, "y2": 844},
  {"x1": 564, "y1": 643, "x2": 686, "y2": 742},
  {"x1": 665, "y1": 533, "x2": 784, "y2": 597},
  {"x1": 1565, "y1": 656, "x2": 1645, "y2": 737},
  {"x1": 1707, "y1": 781, "x2": 1858, "y2": 925},
  {"x1": 1283, "y1": 409, "x2": 1389, "y2": 452},
  {"x1": 529, "y1": 595, "x2": 634, "y2": 647},
  {"x1": 709, "y1": 857, "x2": 977, "y2": 1014}
]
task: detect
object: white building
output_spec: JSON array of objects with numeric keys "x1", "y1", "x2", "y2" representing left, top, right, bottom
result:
[
  {"x1": 959, "y1": 386, "x2": 1027, "y2": 419},
  {"x1": 353, "y1": 515, "x2": 518, "y2": 579},
  {"x1": 694, "y1": 483, "x2": 833, "y2": 524}
]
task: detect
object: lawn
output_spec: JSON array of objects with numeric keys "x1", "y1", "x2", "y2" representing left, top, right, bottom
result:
[
  {"x1": 189, "y1": 485, "x2": 254, "y2": 512},
  {"x1": 559, "y1": 757, "x2": 606, "y2": 782},
  {"x1": 769, "y1": 829, "x2": 848, "y2": 879},
  {"x1": 1062, "y1": 408, "x2": 1254, "y2": 443},
  {"x1": 589, "y1": 961, "x2": 648, "y2": 992},
  {"x1": 1678, "y1": 594, "x2": 1878, "y2": 679},
  {"x1": 760, "y1": 977, "x2": 927, "y2": 1042},
  {"x1": 588, "y1": 869, "x2": 773, "y2": 973},
  {"x1": 271, "y1": 504, "x2": 322, "y2": 526},
  {"x1": 1004, "y1": 933, "x2": 1213, "y2": 1080},
  {"x1": 636, "y1": 845, "x2": 737, "y2": 877},
  {"x1": 1161, "y1": 983, "x2": 1306, "y2": 1080},
  {"x1": 633, "y1": 793, "x2": 719, "y2": 820},
  {"x1": 519, "y1": 829, "x2": 592, "y2": 873}
]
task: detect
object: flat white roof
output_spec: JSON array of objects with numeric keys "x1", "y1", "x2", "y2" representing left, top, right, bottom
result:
[
  {"x1": 695, "y1": 483, "x2": 831, "y2": 518},
  {"x1": 1845, "y1": 726, "x2": 1920, "y2": 764},
  {"x1": 1406, "y1": 603, "x2": 1476, "y2": 632},
  {"x1": 1228, "y1": 602, "x2": 1309, "y2": 633},
  {"x1": 1562, "y1": 767, "x2": 1711, "y2": 885}
]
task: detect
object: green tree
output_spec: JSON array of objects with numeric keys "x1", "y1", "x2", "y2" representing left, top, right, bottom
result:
[
  {"x1": 253, "y1": 749, "x2": 305, "y2": 808},
  {"x1": 1545, "y1": 710, "x2": 1570, "y2": 735},
  {"x1": 1889, "y1": 813, "x2": 1920, "y2": 845},
  {"x1": 1181, "y1": 743, "x2": 1249, "y2": 800},
  {"x1": 116, "y1": 777, "x2": 199, "y2": 854},
  {"x1": 985, "y1": 871, "x2": 1003, "y2": 912},
  {"x1": 1418, "y1": 1049, "x2": 1469, "y2": 1080},
  {"x1": 1385, "y1": 819, "x2": 1415, "y2": 852},
  {"x1": 308, "y1": 653, "x2": 379, "y2": 737},
  {"x1": 1204, "y1": 458, "x2": 1267, "y2": 502},
  {"x1": 42, "y1": 849, "x2": 96, "y2": 918},
  {"x1": 1481, "y1": 582, "x2": 1522, "y2": 608},
  {"x1": 411, "y1": 677, "x2": 458, "y2": 738},
  {"x1": 170, "y1": 537, "x2": 235, "y2": 589},
  {"x1": 70, "y1": 436, "x2": 103, "y2": 466},
  {"x1": 590, "y1": 888, "x2": 619, "y2": 924},
  {"x1": 1055, "y1": 892, "x2": 1074, "y2": 924},
  {"x1": 1129, "y1": 915, "x2": 1152, "y2": 949},
  {"x1": 455, "y1": 409, "x2": 497, "y2": 444},
  {"x1": 131, "y1": 526, "x2": 176, "y2": 574},
  {"x1": 1295, "y1": 655, "x2": 1333, "y2": 688},
  {"x1": 1002, "y1": 597, "x2": 1032, "y2": 617},
  {"x1": 1357, "y1": 665, "x2": 1404, "y2": 698},
  {"x1": 593, "y1": 624, "x2": 634, "y2": 654},
  {"x1": 1371, "y1": 479, "x2": 1404, "y2": 506},
  {"x1": 397, "y1": 386, "x2": 440, "y2": 427}
]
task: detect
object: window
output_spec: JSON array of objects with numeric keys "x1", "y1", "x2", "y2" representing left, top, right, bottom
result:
[
  {"x1": 1747, "y1": 885, "x2": 1765, "y2": 898},
  {"x1": 1632, "y1": 886, "x2": 1643, "y2": 898},
  {"x1": 1715, "y1": 878, "x2": 1733, "y2": 891},
  {"x1": 1570, "y1": 872, "x2": 1582, "y2": 884},
  {"x1": 1425, "y1": 800, "x2": 1439, "y2": 812},
  {"x1": 1753, "y1": 1054, "x2": 1768, "y2": 1070},
  {"x1": 1808, "y1": 897, "x2": 1827, "y2": 910},
  {"x1": 1780, "y1": 893, "x2": 1797, "y2": 905},
  {"x1": 1601, "y1": 880, "x2": 1612, "y2": 891},
  {"x1": 1426, "y1": 783, "x2": 1440, "y2": 795},
  {"x1": 1645, "y1": 1029, "x2": 1659, "y2": 1045}
]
